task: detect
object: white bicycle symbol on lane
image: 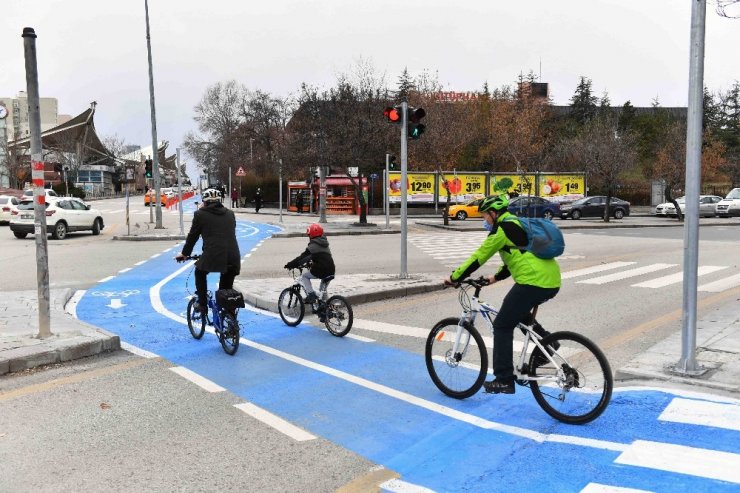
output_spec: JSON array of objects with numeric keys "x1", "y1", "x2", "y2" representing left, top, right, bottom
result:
[{"x1": 91, "y1": 290, "x2": 140, "y2": 298}]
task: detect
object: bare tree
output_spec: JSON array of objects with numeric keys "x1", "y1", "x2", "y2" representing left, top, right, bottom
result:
[{"x1": 715, "y1": 0, "x2": 740, "y2": 17}]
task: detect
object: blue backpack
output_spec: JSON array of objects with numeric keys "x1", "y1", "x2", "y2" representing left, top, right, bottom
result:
[{"x1": 503, "y1": 216, "x2": 565, "y2": 259}]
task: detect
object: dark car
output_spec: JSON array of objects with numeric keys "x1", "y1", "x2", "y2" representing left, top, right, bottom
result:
[
  {"x1": 559, "y1": 196, "x2": 630, "y2": 220},
  {"x1": 508, "y1": 196, "x2": 561, "y2": 219}
]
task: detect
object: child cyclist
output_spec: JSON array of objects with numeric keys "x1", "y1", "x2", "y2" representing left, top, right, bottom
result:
[
  {"x1": 446, "y1": 194, "x2": 561, "y2": 395},
  {"x1": 284, "y1": 224, "x2": 335, "y2": 319}
]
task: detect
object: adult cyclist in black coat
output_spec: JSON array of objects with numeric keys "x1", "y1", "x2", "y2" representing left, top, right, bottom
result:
[{"x1": 176, "y1": 188, "x2": 241, "y2": 311}]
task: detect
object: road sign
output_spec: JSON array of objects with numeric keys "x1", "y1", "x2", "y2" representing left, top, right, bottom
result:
[{"x1": 236, "y1": 167, "x2": 246, "y2": 177}]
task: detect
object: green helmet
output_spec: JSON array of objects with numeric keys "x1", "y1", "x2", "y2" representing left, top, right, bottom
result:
[{"x1": 478, "y1": 194, "x2": 509, "y2": 213}]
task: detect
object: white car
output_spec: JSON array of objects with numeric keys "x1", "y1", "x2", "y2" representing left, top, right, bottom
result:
[
  {"x1": 22, "y1": 188, "x2": 59, "y2": 199},
  {"x1": 715, "y1": 188, "x2": 740, "y2": 218},
  {"x1": 10, "y1": 197, "x2": 104, "y2": 240},
  {"x1": 0, "y1": 195, "x2": 20, "y2": 224},
  {"x1": 654, "y1": 195, "x2": 722, "y2": 218}
]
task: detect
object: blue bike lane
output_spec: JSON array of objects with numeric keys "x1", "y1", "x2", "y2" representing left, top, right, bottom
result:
[{"x1": 76, "y1": 220, "x2": 740, "y2": 492}]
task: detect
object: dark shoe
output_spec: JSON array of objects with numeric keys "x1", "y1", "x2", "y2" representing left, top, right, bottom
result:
[
  {"x1": 483, "y1": 379, "x2": 515, "y2": 394},
  {"x1": 305, "y1": 293, "x2": 318, "y2": 304},
  {"x1": 193, "y1": 301, "x2": 203, "y2": 313},
  {"x1": 533, "y1": 323, "x2": 560, "y2": 350}
]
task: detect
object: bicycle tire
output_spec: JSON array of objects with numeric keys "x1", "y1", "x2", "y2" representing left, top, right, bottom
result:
[
  {"x1": 528, "y1": 331, "x2": 613, "y2": 424},
  {"x1": 186, "y1": 297, "x2": 206, "y2": 339},
  {"x1": 425, "y1": 317, "x2": 488, "y2": 399},
  {"x1": 219, "y1": 312, "x2": 240, "y2": 356},
  {"x1": 324, "y1": 295, "x2": 353, "y2": 337},
  {"x1": 278, "y1": 287, "x2": 304, "y2": 326}
]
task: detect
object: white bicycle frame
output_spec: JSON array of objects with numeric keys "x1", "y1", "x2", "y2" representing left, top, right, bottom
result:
[{"x1": 456, "y1": 288, "x2": 563, "y2": 385}]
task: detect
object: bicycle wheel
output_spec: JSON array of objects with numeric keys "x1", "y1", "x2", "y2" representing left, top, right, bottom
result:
[
  {"x1": 278, "y1": 287, "x2": 304, "y2": 326},
  {"x1": 425, "y1": 317, "x2": 488, "y2": 399},
  {"x1": 528, "y1": 331, "x2": 613, "y2": 424},
  {"x1": 186, "y1": 298, "x2": 206, "y2": 339},
  {"x1": 324, "y1": 295, "x2": 353, "y2": 337},
  {"x1": 219, "y1": 312, "x2": 240, "y2": 356}
]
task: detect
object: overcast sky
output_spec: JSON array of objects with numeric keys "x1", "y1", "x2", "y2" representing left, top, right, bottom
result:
[{"x1": 3, "y1": 0, "x2": 739, "y2": 179}]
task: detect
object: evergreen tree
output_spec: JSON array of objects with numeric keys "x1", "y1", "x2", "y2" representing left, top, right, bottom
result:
[
  {"x1": 703, "y1": 86, "x2": 721, "y2": 132},
  {"x1": 396, "y1": 67, "x2": 416, "y2": 101},
  {"x1": 569, "y1": 76, "x2": 598, "y2": 125},
  {"x1": 618, "y1": 100, "x2": 637, "y2": 134}
]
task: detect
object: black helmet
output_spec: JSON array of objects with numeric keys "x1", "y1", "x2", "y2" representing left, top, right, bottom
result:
[{"x1": 478, "y1": 194, "x2": 509, "y2": 213}]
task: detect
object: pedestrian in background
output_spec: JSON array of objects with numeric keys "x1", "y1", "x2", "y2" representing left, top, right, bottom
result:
[
  {"x1": 296, "y1": 190, "x2": 304, "y2": 213},
  {"x1": 254, "y1": 188, "x2": 263, "y2": 213},
  {"x1": 231, "y1": 188, "x2": 239, "y2": 208}
]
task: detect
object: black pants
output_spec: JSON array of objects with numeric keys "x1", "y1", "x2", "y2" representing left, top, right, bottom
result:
[
  {"x1": 492, "y1": 283, "x2": 560, "y2": 381},
  {"x1": 195, "y1": 266, "x2": 239, "y2": 306}
]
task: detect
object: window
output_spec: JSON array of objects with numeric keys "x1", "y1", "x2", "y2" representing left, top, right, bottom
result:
[{"x1": 70, "y1": 200, "x2": 87, "y2": 210}]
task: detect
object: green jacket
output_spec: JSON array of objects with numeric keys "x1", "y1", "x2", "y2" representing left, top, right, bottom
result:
[{"x1": 451, "y1": 211, "x2": 561, "y2": 288}]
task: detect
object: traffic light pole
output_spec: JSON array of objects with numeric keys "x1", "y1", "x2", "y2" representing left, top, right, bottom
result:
[
  {"x1": 176, "y1": 148, "x2": 184, "y2": 235},
  {"x1": 400, "y1": 101, "x2": 408, "y2": 279},
  {"x1": 22, "y1": 27, "x2": 51, "y2": 339},
  {"x1": 385, "y1": 153, "x2": 389, "y2": 229},
  {"x1": 319, "y1": 164, "x2": 327, "y2": 223}
]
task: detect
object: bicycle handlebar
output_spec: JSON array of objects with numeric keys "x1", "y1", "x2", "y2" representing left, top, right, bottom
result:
[
  {"x1": 446, "y1": 276, "x2": 491, "y2": 289},
  {"x1": 176, "y1": 254, "x2": 200, "y2": 263}
]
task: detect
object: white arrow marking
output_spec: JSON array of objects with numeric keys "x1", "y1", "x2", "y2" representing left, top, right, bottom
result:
[{"x1": 107, "y1": 298, "x2": 126, "y2": 309}]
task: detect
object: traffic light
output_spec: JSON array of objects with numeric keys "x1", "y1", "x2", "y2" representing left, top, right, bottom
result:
[
  {"x1": 383, "y1": 106, "x2": 402, "y2": 123},
  {"x1": 145, "y1": 159, "x2": 153, "y2": 178},
  {"x1": 389, "y1": 155, "x2": 397, "y2": 170},
  {"x1": 408, "y1": 107, "x2": 426, "y2": 140}
]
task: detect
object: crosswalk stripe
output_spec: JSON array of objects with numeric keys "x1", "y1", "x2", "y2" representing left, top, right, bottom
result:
[
  {"x1": 658, "y1": 398, "x2": 740, "y2": 432},
  {"x1": 698, "y1": 272, "x2": 740, "y2": 292},
  {"x1": 577, "y1": 264, "x2": 676, "y2": 285},
  {"x1": 562, "y1": 262, "x2": 636, "y2": 280},
  {"x1": 580, "y1": 484, "x2": 653, "y2": 493},
  {"x1": 614, "y1": 439, "x2": 740, "y2": 484},
  {"x1": 632, "y1": 266, "x2": 728, "y2": 288}
]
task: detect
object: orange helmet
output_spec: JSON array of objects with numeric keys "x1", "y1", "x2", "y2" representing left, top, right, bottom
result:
[{"x1": 306, "y1": 223, "x2": 324, "y2": 238}]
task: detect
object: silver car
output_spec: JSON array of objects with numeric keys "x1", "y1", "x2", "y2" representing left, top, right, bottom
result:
[{"x1": 654, "y1": 195, "x2": 722, "y2": 218}]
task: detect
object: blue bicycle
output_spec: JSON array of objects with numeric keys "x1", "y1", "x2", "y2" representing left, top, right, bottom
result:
[{"x1": 179, "y1": 255, "x2": 241, "y2": 356}]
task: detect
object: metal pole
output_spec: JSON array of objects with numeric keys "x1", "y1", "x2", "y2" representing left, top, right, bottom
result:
[
  {"x1": 319, "y1": 164, "x2": 327, "y2": 223},
  {"x1": 400, "y1": 101, "x2": 408, "y2": 278},
  {"x1": 228, "y1": 165, "x2": 232, "y2": 208},
  {"x1": 22, "y1": 27, "x2": 51, "y2": 339},
  {"x1": 385, "y1": 154, "x2": 389, "y2": 229},
  {"x1": 148, "y1": 162, "x2": 153, "y2": 224},
  {"x1": 144, "y1": 0, "x2": 162, "y2": 228},
  {"x1": 279, "y1": 159, "x2": 283, "y2": 223},
  {"x1": 126, "y1": 180, "x2": 130, "y2": 236},
  {"x1": 63, "y1": 167, "x2": 68, "y2": 196},
  {"x1": 176, "y1": 148, "x2": 184, "y2": 235},
  {"x1": 675, "y1": 0, "x2": 707, "y2": 376}
]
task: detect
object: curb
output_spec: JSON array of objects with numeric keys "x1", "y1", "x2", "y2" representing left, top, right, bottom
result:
[
  {"x1": 113, "y1": 235, "x2": 186, "y2": 241},
  {"x1": 615, "y1": 366, "x2": 740, "y2": 394},
  {"x1": 272, "y1": 229, "x2": 400, "y2": 238}
]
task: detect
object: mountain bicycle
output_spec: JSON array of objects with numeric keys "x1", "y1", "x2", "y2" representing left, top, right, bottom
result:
[
  {"x1": 425, "y1": 277, "x2": 612, "y2": 424},
  {"x1": 277, "y1": 266, "x2": 353, "y2": 337},
  {"x1": 178, "y1": 255, "x2": 241, "y2": 355}
]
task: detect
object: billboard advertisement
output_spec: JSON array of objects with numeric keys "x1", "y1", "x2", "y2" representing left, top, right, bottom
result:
[
  {"x1": 490, "y1": 174, "x2": 536, "y2": 196},
  {"x1": 437, "y1": 173, "x2": 486, "y2": 203},
  {"x1": 388, "y1": 172, "x2": 435, "y2": 203},
  {"x1": 537, "y1": 173, "x2": 586, "y2": 203}
]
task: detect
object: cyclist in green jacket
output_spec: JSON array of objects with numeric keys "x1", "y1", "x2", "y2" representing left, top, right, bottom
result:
[{"x1": 446, "y1": 194, "x2": 561, "y2": 394}]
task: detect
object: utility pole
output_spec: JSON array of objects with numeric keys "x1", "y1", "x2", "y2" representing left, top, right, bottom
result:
[
  {"x1": 400, "y1": 101, "x2": 409, "y2": 278},
  {"x1": 144, "y1": 0, "x2": 162, "y2": 228},
  {"x1": 228, "y1": 166, "x2": 232, "y2": 208},
  {"x1": 385, "y1": 153, "x2": 390, "y2": 229},
  {"x1": 176, "y1": 148, "x2": 184, "y2": 235},
  {"x1": 319, "y1": 164, "x2": 327, "y2": 223},
  {"x1": 22, "y1": 27, "x2": 51, "y2": 339},
  {"x1": 279, "y1": 159, "x2": 283, "y2": 223},
  {"x1": 675, "y1": 0, "x2": 707, "y2": 376}
]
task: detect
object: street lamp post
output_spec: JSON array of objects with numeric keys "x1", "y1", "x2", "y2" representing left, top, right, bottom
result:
[{"x1": 144, "y1": 0, "x2": 162, "y2": 229}]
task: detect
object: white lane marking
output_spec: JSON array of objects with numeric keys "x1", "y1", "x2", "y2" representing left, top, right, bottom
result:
[
  {"x1": 134, "y1": 260, "x2": 146, "y2": 266},
  {"x1": 614, "y1": 439, "x2": 740, "y2": 484},
  {"x1": 170, "y1": 366, "x2": 226, "y2": 392},
  {"x1": 150, "y1": 253, "x2": 160, "y2": 258},
  {"x1": 233, "y1": 402, "x2": 316, "y2": 441},
  {"x1": 561, "y1": 262, "x2": 636, "y2": 280},
  {"x1": 346, "y1": 333, "x2": 375, "y2": 342},
  {"x1": 120, "y1": 342, "x2": 160, "y2": 359},
  {"x1": 353, "y1": 319, "x2": 430, "y2": 339},
  {"x1": 65, "y1": 289, "x2": 86, "y2": 318},
  {"x1": 632, "y1": 265, "x2": 728, "y2": 288},
  {"x1": 380, "y1": 478, "x2": 436, "y2": 493},
  {"x1": 118, "y1": 268, "x2": 132, "y2": 274},
  {"x1": 658, "y1": 398, "x2": 740, "y2": 432},
  {"x1": 580, "y1": 484, "x2": 653, "y2": 493},
  {"x1": 698, "y1": 272, "x2": 740, "y2": 292},
  {"x1": 578, "y1": 264, "x2": 676, "y2": 285},
  {"x1": 98, "y1": 276, "x2": 115, "y2": 283}
]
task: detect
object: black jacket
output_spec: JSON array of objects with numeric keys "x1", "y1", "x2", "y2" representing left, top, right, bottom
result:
[
  {"x1": 182, "y1": 202, "x2": 241, "y2": 274},
  {"x1": 286, "y1": 236, "x2": 335, "y2": 278}
]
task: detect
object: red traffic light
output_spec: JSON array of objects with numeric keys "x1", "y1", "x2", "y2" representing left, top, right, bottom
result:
[{"x1": 384, "y1": 106, "x2": 401, "y2": 123}]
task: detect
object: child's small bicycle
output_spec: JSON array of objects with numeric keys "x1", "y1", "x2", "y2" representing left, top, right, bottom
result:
[
  {"x1": 180, "y1": 255, "x2": 241, "y2": 355},
  {"x1": 277, "y1": 266, "x2": 353, "y2": 337}
]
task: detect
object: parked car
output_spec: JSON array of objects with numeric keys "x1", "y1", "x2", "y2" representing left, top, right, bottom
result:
[
  {"x1": 22, "y1": 188, "x2": 58, "y2": 199},
  {"x1": 654, "y1": 195, "x2": 722, "y2": 217},
  {"x1": 507, "y1": 196, "x2": 561, "y2": 220},
  {"x1": 144, "y1": 188, "x2": 169, "y2": 206},
  {"x1": 445, "y1": 198, "x2": 483, "y2": 220},
  {"x1": 559, "y1": 196, "x2": 631, "y2": 220},
  {"x1": 715, "y1": 188, "x2": 740, "y2": 217},
  {"x1": 10, "y1": 197, "x2": 104, "y2": 240},
  {"x1": 0, "y1": 195, "x2": 20, "y2": 224}
]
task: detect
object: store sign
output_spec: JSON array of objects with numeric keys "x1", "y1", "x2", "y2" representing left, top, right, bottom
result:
[
  {"x1": 438, "y1": 173, "x2": 486, "y2": 203},
  {"x1": 388, "y1": 172, "x2": 435, "y2": 203}
]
